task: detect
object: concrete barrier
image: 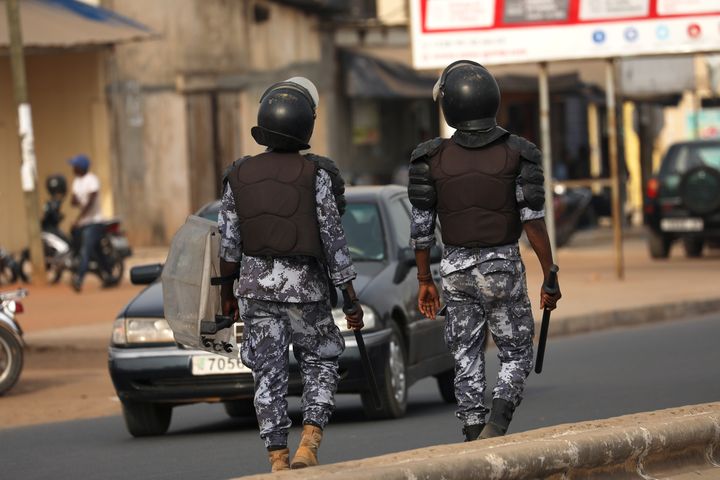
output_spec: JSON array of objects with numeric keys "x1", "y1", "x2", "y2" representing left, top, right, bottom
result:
[{"x1": 239, "y1": 403, "x2": 720, "y2": 479}]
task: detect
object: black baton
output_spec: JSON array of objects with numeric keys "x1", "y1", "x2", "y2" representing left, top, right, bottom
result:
[
  {"x1": 534, "y1": 264, "x2": 559, "y2": 374},
  {"x1": 342, "y1": 290, "x2": 382, "y2": 409}
]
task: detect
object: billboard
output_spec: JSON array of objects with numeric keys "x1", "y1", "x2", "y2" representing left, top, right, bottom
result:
[{"x1": 410, "y1": 0, "x2": 720, "y2": 69}]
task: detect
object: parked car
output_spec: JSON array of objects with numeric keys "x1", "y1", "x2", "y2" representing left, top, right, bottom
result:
[
  {"x1": 644, "y1": 140, "x2": 720, "y2": 258},
  {"x1": 109, "y1": 185, "x2": 454, "y2": 437}
]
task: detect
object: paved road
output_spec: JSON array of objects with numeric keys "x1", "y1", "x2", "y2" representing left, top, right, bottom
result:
[{"x1": 2, "y1": 313, "x2": 719, "y2": 479}]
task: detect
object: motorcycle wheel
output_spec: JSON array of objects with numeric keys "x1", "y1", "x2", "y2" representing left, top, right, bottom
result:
[
  {"x1": 98, "y1": 237, "x2": 124, "y2": 287},
  {"x1": 0, "y1": 326, "x2": 23, "y2": 396},
  {"x1": 0, "y1": 263, "x2": 18, "y2": 285}
]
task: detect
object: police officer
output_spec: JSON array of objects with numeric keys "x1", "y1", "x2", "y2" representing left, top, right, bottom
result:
[
  {"x1": 218, "y1": 77, "x2": 364, "y2": 472},
  {"x1": 408, "y1": 61, "x2": 562, "y2": 441}
]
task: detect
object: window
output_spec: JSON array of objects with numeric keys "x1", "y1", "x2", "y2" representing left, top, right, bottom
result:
[
  {"x1": 662, "y1": 144, "x2": 720, "y2": 175},
  {"x1": 341, "y1": 203, "x2": 386, "y2": 261},
  {"x1": 387, "y1": 197, "x2": 412, "y2": 248}
]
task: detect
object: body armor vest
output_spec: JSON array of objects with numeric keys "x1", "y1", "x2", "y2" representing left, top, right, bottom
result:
[
  {"x1": 227, "y1": 152, "x2": 323, "y2": 258},
  {"x1": 429, "y1": 139, "x2": 522, "y2": 248}
]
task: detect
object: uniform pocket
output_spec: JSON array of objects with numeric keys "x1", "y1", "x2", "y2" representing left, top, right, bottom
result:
[
  {"x1": 510, "y1": 301, "x2": 535, "y2": 339},
  {"x1": 313, "y1": 317, "x2": 346, "y2": 359},
  {"x1": 239, "y1": 319, "x2": 257, "y2": 369}
]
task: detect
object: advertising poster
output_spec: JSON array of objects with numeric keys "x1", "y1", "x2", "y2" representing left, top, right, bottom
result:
[{"x1": 410, "y1": 0, "x2": 720, "y2": 69}]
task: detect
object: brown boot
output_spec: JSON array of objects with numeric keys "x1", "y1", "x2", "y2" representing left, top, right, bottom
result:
[
  {"x1": 268, "y1": 448, "x2": 290, "y2": 473},
  {"x1": 291, "y1": 424, "x2": 323, "y2": 469}
]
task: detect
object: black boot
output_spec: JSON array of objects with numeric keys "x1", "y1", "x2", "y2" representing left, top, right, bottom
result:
[
  {"x1": 462, "y1": 423, "x2": 485, "y2": 442},
  {"x1": 479, "y1": 398, "x2": 515, "y2": 439}
]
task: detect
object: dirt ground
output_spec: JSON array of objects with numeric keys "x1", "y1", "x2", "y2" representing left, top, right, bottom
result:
[
  {"x1": 0, "y1": 349, "x2": 119, "y2": 429},
  {"x1": 1, "y1": 278, "x2": 142, "y2": 430}
]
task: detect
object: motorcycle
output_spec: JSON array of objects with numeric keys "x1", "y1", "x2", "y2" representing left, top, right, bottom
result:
[
  {"x1": 0, "y1": 289, "x2": 26, "y2": 395},
  {"x1": 0, "y1": 248, "x2": 27, "y2": 285},
  {"x1": 553, "y1": 185, "x2": 594, "y2": 248},
  {"x1": 23, "y1": 174, "x2": 132, "y2": 286}
]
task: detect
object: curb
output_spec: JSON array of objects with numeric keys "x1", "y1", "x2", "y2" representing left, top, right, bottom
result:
[
  {"x1": 549, "y1": 297, "x2": 720, "y2": 337},
  {"x1": 239, "y1": 403, "x2": 720, "y2": 479}
]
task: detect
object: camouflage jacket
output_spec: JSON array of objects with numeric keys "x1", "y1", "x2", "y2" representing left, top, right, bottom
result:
[
  {"x1": 219, "y1": 169, "x2": 356, "y2": 303},
  {"x1": 411, "y1": 183, "x2": 545, "y2": 276}
]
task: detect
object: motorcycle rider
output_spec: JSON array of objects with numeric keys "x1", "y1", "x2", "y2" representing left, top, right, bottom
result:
[
  {"x1": 408, "y1": 60, "x2": 562, "y2": 441},
  {"x1": 68, "y1": 155, "x2": 107, "y2": 292},
  {"x1": 218, "y1": 77, "x2": 364, "y2": 472}
]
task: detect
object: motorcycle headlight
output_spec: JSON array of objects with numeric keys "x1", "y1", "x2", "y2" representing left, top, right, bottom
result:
[
  {"x1": 112, "y1": 317, "x2": 175, "y2": 345},
  {"x1": 332, "y1": 304, "x2": 377, "y2": 333}
]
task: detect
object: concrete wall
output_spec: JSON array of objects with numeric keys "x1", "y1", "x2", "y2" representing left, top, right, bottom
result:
[
  {"x1": 0, "y1": 50, "x2": 112, "y2": 252},
  {"x1": 104, "y1": 0, "x2": 328, "y2": 246}
]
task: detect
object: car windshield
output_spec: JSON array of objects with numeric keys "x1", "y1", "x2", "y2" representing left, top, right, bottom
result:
[
  {"x1": 342, "y1": 203, "x2": 385, "y2": 261},
  {"x1": 197, "y1": 200, "x2": 385, "y2": 261},
  {"x1": 661, "y1": 144, "x2": 720, "y2": 175},
  {"x1": 197, "y1": 202, "x2": 221, "y2": 222}
]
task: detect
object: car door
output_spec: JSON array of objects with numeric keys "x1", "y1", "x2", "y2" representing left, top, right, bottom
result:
[{"x1": 385, "y1": 194, "x2": 447, "y2": 367}]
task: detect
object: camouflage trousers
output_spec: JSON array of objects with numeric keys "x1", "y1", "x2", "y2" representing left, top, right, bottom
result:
[
  {"x1": 442, "y1": 258, "x2": 535, "y2": 426},
  {"x1": 238, "y1": 298, "x2": 345, "y2": 448}
]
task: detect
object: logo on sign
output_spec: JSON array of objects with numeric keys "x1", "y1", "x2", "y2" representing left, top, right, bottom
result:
[
  {"x1": 688, "y1": 24, "x2": 701, "y2": 38},
  {"x1": 656, "y1": 25, "x2": 670, "y2": 40},
  {"x1": 624, "y1": 27, "x2": 638, "y2": 42},
  {"x1": 592, "y1": 30, "x2": 606, "y2": 44}
]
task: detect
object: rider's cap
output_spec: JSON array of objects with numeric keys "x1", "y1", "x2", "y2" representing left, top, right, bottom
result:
[{"x1": 68, "y1": 154, "x2": 90, "y2": 170}]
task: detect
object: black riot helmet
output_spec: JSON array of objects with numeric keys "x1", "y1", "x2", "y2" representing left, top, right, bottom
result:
[
  {"x1": 251, "y1": 77, "x2": 319, "y2": 151},
  {"x1": 434, "y1": 60, "x2": 500, "y2": 131},
  {"x1": 46, "y1": 174, "x2": 67, "y2": 197}
]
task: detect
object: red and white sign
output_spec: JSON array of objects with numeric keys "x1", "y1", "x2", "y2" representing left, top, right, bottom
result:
[{"x1": 410, "y1": 0, "x2": 720, "y2": 69}]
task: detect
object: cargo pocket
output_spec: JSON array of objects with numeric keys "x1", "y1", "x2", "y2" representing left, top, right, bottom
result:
[
  {"x1": 510, "y1": 301, "x2": 534, "y2": 343},
  {"x1": 313, "y1": 317, "x2": 345, "y2": 359},
  {"x1": 478, "y1": 259, "x2": 516, "y2": 302},
  {"x1": 239, "y1": 320, "x2": 257, "y2": 369}
]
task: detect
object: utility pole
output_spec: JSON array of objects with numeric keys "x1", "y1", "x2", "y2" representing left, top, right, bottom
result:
[{"x1": 6, "y1": 0, "x2": 47, "y2": 284}]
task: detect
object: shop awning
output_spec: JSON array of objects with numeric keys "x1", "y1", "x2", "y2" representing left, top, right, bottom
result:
[
  {"x1": 0, "y1": 0, "x2": 153, "y2": 49},
  {"x1": 342, "y1": 49, "x2": 437, "y2": 99}
]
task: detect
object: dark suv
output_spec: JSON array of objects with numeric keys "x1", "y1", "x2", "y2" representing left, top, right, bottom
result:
[{"x1": 644, "y1": 140, "x2": 720, "y2": 258}]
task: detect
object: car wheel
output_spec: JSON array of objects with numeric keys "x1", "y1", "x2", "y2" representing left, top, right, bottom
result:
[
  {"x1": 683, "y1": 238, "x2": 704, "y2": 258},
  {"x1": 0, "y1": 327, "x2": 23, "y2": 396},
  {"x1": 362, "y1": 322, "x2": 407, "y2": 420},
  {"x1": 121, "y1": 400, "x2": 172, "y2": 437},
  {"x1": 435, "y1": 369, "x2": 456, "y2": 404},
  {"x1": 223, "y1": 400, "x2": 255, "y2": 418},
  {"x1": 648, "y1": 232, "x2": 671, "y2": 259}
]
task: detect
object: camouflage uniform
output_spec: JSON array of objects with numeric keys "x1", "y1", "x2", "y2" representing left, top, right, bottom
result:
[
  {"x1": 219, "y1": 169, "x2": 355, "y2": 448},
  {"x1": 410, "y1": 184, "x2": 543, "y2": 426}
]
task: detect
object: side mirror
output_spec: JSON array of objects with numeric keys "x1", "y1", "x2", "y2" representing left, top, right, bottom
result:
[
  {"x1": 393, "y1": 247, "x2": 416, "y2": 284},
  {"x1": 130, "y1": 263, "x2": 163, "y2": 285}
]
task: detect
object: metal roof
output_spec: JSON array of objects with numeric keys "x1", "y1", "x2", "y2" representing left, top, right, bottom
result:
[{"x1": 0, "y1": 0, "x2": 153, "y2": 49}]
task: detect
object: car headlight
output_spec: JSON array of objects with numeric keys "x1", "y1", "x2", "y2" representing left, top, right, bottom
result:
[
  {"x1": 332, "y1": 304, "x2": 377, "y2": 333},
  {"x1": 112, "y1": 317, "x2": 175, "y2": 345}
]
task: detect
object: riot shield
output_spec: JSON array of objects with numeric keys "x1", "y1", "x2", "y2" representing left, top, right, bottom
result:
[{"x1": 161, "y1": 215, "x2": 238, "y2": 358}]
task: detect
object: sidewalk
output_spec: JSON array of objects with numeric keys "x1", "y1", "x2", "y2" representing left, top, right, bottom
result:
[{"x1": 15, "y1": 227, "x2": 720, "y2": 351}]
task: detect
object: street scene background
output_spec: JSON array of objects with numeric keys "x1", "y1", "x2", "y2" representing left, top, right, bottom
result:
[{"x1": 1, "y1": 0, "x2": 719, "y2": 479}]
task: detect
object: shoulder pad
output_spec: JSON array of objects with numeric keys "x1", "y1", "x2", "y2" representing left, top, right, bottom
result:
[
  {"x1": 410, "y1": 137, "x2": 444, "y2": 163},
  {"x1": 408, "y1": 159, "x2": 436, "y2": 210},
  {"x1": 221, "y1": 156, "x2": 251, "y2": 187},
  {"x1": 306, "y1": 154, "x2": 340, "y2": 177},
  {"x1": 507, "y1": 134, "x2": 542, "y2": 165},
  {"x1": 305, "y1": 154, "x2": 347, "y2": 215}
]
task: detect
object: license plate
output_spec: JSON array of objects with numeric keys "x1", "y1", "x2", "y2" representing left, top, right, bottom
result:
[
  {"x1": 660, "y1": 218, "x2": 703, "y2": 232},
  {"x1": 191, "y1": 355, "x2": 251, "y2": 376}
]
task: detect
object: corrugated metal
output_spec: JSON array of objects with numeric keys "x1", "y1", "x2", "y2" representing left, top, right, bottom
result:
[{"x1": 0, "y1": 0, "x2": 153, "y2": 48}]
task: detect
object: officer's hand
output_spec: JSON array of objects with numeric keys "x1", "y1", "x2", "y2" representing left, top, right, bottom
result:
[
  {"x1": 418, "y1": 281, "x2": 441, "y2": 319},
  {"x1": 222, "y1": 296, "x2": 239, "y2": 322},
  {"x1": 345, "y1": 302, "x2": 364, "y2": 331},
  {"x1": 540, "y1": 283, "x2": 561, "y2": 311}
]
